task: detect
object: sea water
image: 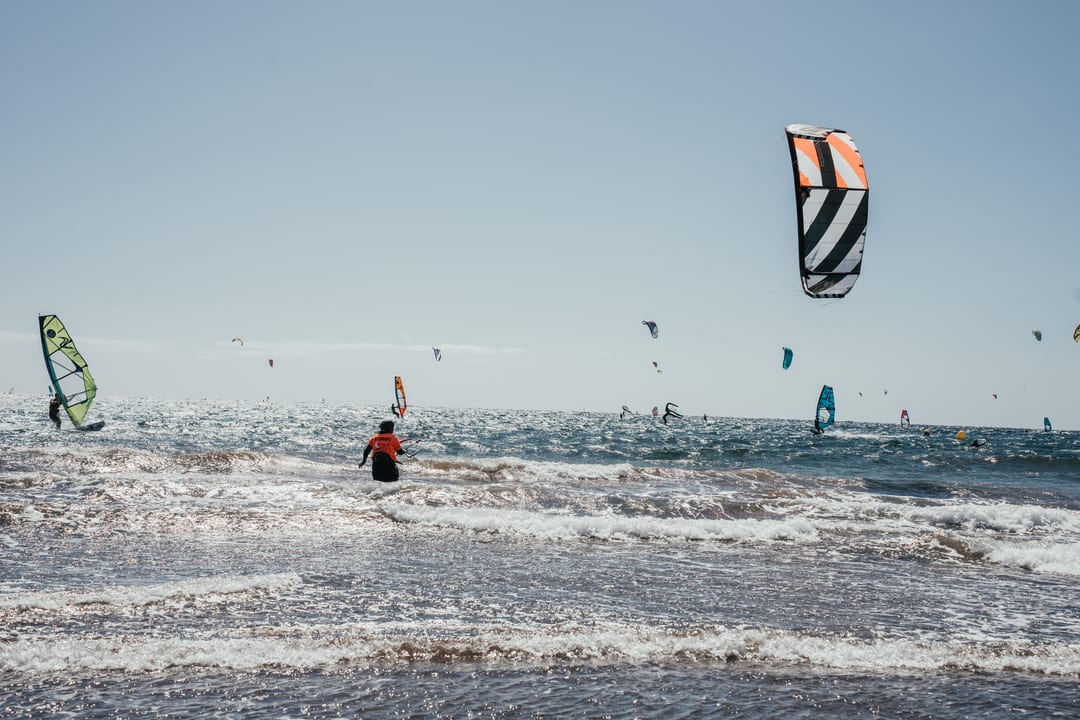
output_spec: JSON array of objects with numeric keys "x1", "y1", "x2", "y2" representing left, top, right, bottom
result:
[{"x1": 1, "y1": 395, "x2": 1078, "y2": 718}]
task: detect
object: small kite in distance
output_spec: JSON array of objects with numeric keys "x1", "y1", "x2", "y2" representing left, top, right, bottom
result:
[
  {"x1": 232, "y1": 337, "x2": 244, "y2": 346},
  {"x1": 1032, "y1": 330, "x2": 1042, "y2": 341},
  {"x1": 652, "y1": 361, "x2": 662, "y2": 374},
  {"x1": 782, "y1": 347, "x2": 793, "y2": 370},
  {"x1": 268, "y1": 358, "x2": 274, "y2": 368},
  {"x1": 432, "y1": 347, "x2": 442, "y2": 362},
  {"x1": 642, "y1": 320, "x2": 659, "y2": 339}
]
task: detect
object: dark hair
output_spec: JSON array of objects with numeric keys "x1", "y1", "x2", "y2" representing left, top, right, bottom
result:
[{"x1": 379, "y1": 420, "x2": 395, "y2": 433}]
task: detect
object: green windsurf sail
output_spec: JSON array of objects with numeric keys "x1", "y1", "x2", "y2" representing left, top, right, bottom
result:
[{"x1": 39, "y1": 314, "x2": 98, "y2": 427}]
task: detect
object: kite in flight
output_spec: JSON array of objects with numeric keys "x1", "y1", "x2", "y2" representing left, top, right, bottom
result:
[
  {"x1": 232, "y1": 337, "x2": 244, "y2": 346},
  {"x1": 1075, "y1": 323, "x2": 1080, "y2": 342},
  {"x1": 782, "y1": 347, "x2": 793, "y2": 370},
  {"x1": 642, "y1": 320, "x2": 659, "y2": 339},
  {"x1": 652, "y1": 361, "x2": 662, "y2": 374},
  {"x1": 785, "y1": 124, "x2": 869, "y2": 298},
  {"x1": 432, "y1": 347, "x2": 442, "y2": 362},
  {"x1": 268, "y1": 358, "x2": 274, "y2": 368},
  {"x1": 1032, "y1": 330, "x2": 1042, "y2": 341}
]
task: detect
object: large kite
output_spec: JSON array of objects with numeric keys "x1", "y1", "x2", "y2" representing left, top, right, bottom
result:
[{"x1": 785, "y1": 124, "x2": 869, "y2": 298}]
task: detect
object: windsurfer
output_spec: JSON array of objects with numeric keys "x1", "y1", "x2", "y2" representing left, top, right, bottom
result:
[
  {"x1": 359, "y1": 419, "x2": 405, "y2": 482},
  {"x1": 48, "y1": 393, "x2": 62, "y2": 429}
]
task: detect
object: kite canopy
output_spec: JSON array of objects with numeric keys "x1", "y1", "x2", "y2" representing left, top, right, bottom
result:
[
  {"x1": 782, "y1": 347, "x2": 793, "y2": 370},
  {"x1": 1074, "y1": 323, "x2": 1080, "y2": 342},
  {"x1": 232, "y1": 337, "x2": 244, "y2": 346},
  {"x1": 1032, "y1": 330, "x2": 1042, "y2": 341},
  {"x1": 785, "y1": 124, "x2": 869, "y2": 298},
  {"x1": 641, "y1": 320, "x2": 658, "y2": 339}
]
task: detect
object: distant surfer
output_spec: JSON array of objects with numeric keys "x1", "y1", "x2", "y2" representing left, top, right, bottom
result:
[
  {"x1": 48, "y1": 393, "x2": 62, "y2": 429},
  {"x1": 359, "y1": 419, "x2": 405, "y2": 482}
]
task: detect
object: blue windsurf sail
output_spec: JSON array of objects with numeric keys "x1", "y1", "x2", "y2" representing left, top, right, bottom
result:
[
  {"x1": 1044, "y1": 417, "x2": 1052, "y2": 432},
  {"x1": 814, "y1": 385, "x2": 835, "y2": 434}
]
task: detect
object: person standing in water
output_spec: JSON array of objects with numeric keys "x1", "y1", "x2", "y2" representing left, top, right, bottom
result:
[
  {"x1": 48, "y1": 393, "x2": 62, "y2": 429},
  {"x1": 359, "y1": 419, "x2": 405, "y2": 482}
]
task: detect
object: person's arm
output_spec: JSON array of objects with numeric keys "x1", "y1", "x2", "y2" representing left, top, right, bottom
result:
[{"x1": 359, "y1": 444, "x2": 372, "y2": 467}]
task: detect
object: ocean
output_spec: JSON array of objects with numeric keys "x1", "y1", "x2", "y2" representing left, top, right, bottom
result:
[{"x1": 1, "y1": 394, "x2": 1078, "y2": 718}]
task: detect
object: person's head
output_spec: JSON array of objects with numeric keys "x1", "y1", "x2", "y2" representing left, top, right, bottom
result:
[{"x1": 379, "y1": 419, "x2": 395, "y2": 434}]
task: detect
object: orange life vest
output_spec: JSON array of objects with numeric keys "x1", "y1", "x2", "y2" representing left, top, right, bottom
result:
[{"x1": 368, "y1": 432, "x2": 403, "y2": 462}]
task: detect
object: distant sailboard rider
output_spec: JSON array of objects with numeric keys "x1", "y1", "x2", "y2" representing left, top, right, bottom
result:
[
  {"x1": 662, "y1": 402, "x2": 683, "y2": 425},
  {"x1": 359, "y1": 419, "x2": 406, "y2": 482},
  {"x1": 48, "y1": 392, "x2": 62, "y2": 429}
]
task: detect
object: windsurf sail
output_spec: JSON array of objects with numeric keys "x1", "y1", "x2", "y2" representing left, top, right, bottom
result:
[
  {"x1": 782, "y1": 347, "x2": 793, "y2": 370},
  {"x1": 900, "y1": 409, "x2": 910, "y2": 429},
  {"x1": 642, "y1": 320, "x2": 659, "y2": 339},
  {"x1": 39, "y1": 314, "x2": 98, "y2": 428},
  {"x1": 785, "y1": 125, "x2": 869, "y2": 298},
  {"x1": 1045, "y1": 417, "x2": 1052, "y2": 432},
  {"x1": 814, "y1": 385, "x2": 835, "y2": 434},
  {"x1": 662, "y1": 402, "x2": 683, "y2": 425},
  {"x1": 394, "y1": 376, "x2": 407, "y2": 417}
]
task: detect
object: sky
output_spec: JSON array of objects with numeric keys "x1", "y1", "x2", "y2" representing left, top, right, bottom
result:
[{"x1": 3, "y1": 1, "x2": 1080, "y2": 429}]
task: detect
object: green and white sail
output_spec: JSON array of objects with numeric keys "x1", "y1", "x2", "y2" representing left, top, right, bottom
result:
[{"x1": 39, "y1": 314, "x2": 97, "y2": 427}]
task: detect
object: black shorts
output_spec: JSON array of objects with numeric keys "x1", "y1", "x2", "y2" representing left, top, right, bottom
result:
[{"x1": 371, "y1": 453, "x2": 399, "y2": 482}]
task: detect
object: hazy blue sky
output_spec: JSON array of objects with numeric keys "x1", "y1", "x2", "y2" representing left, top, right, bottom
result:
[{"x1": 4, "y1": 1, "x2": 1079, "y2": 428}]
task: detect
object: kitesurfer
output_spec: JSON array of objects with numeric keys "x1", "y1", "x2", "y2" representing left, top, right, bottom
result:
[
  {"x1": 48, "y1": 393, "x2": 62, "y2": 429},
  {"x1": 359, "y1": 419, "x2": 405, "y2": 482}
]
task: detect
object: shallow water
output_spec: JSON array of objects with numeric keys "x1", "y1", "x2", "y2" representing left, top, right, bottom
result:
[{"x1": 2, "y1": 395, "x2": 1078, "y2": 717}]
